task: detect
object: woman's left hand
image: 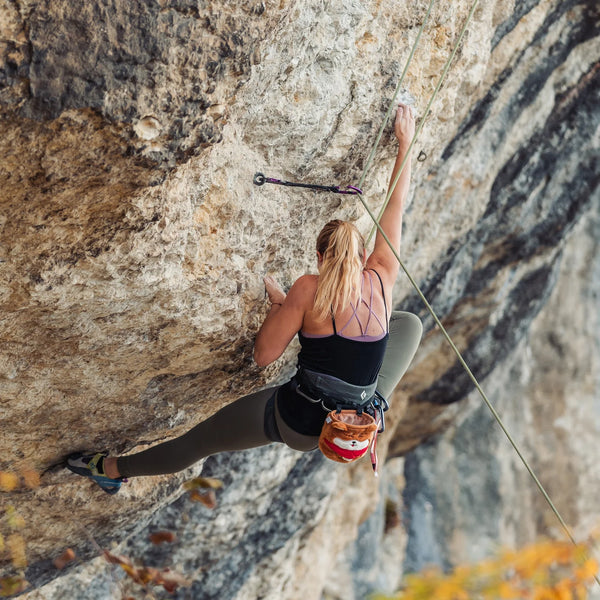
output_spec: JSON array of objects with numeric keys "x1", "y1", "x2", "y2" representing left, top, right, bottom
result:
[{"x1": 264, "y1": 275, "x2": 286, "y2": 305}]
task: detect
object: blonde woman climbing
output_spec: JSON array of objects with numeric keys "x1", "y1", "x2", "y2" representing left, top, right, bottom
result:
[{"x1": 67, "y1": 103, "x2": 422, "y2": 493}]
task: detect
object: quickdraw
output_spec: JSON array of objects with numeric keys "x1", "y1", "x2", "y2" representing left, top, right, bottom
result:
[{"x1": 253, "y1": 172, "x2": 362, "y2": 195}]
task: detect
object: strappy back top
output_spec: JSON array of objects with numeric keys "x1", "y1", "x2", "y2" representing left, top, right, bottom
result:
[
  {"x1": 334, "y1": 269, "x2": 388, "y2": 340},
  {"x1": 297, "y1": 269, "x2": 389, "y2": 386}
]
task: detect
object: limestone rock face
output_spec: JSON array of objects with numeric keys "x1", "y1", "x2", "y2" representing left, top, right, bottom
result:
[
  {"x1": 402, "y1": 202, "x2": 600, "y2": 574},
  {"x1": 0, "y1": 0, "x2": 598, "y2": 598}
]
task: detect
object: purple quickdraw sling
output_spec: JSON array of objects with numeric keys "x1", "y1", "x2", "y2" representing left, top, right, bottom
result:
[{"x1": 253, "y1": 172, "x2": 362, "y2": 195}]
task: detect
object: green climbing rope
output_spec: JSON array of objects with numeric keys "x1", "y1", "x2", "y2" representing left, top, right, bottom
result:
[
  {"x1": 365, "y1": 0, "x2": 480, "y2": 246},
  {"x1": 357, "y1": 0, "x2": 435, "y2": 190},
  {"x1": 356, "y1": 0, "x2": 600, "y2": 587}
]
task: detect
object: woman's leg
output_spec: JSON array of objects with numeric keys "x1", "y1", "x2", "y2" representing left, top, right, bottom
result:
[
  {"x1": 117, "y1": 386, "x2": 279, "y2": 478},
  {"x1": 115, "y1": 385, "x2": 320, "y2": 478},
  {"x1": 274, "y1": 400, "x2": 319, "y2": 452},
  {"x1": 377, "y1": 311, "x2": 423, "y2": 401}
]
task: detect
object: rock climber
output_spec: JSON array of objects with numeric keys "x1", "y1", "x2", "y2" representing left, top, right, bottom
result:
[{"x1": 67, "y1": 103, "x2": 422, "y2": 494}]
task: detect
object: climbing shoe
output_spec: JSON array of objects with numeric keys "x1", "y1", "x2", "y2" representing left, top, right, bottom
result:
[{"x1": 66, "y1": 452, "x2": 123, "y2": 495}]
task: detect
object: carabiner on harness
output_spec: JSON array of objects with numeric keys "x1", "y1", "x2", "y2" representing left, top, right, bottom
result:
[
  {"x1": 291, "y1": 379, "x2": 341, "y2": 413},
  {"x1": 372, "y1": 392, "x2": 389, "y2": 434},
  {"x1": 369, "y1": 394, "x2": 389, "y2": 476}
]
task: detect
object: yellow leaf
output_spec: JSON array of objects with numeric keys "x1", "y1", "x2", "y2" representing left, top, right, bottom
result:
[
  {"x1": 575, "y1": 558, "x2": 598, "y2": 581},
  {"x1": 533, "y1": 587, "x2": 558, "y2": 600},
  {"x1": 573, "y1": 546, "x2": 589, "y2": 566},
  {"x1": 5, "y1": 506, "x2": 26, "y2": 530},
  {"x1": 552, "y1": 580, "x2": 572, "y2": 600},
  {"x1": 496, "y1": 581, "x2": 521, "y2": 599},
  {"x1": 8, "y1": 534, "x2": 27, "y2": 569},
  {"x1": 136, "y1": 566, "x2": 159, "y2": 585},
  {"x1": 434, "y1": 579, "x2": 469, "y2": 600},
  {"x1": 0, "y1": 472, "x2": 19, "y2": 492},
  {"x1": 0, "y1": 575, "x2": 28, "y2": 597},
  {"x1": 182, "y1": 477, "x2": 223, "y2": 491},
  {"x1": 552, "y1": 542, "x2": 576, "y2": 565},
  {"x1": 120, "y1": 563, "x2": 143, "y2": 585}
]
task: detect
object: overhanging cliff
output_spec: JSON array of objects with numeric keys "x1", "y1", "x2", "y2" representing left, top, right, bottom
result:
[{"x1": 1, "y1": 0, "x2": 599, "y2": 598}]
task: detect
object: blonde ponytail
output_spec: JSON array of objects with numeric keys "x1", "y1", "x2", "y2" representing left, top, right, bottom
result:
[{"x1": 313, "y1": 220, "x2": 365, "y2": 321}]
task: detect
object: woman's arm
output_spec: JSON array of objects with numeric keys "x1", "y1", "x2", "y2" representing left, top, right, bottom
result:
[
  {"x1": 365, "y1": 103, "x2": 415, "y2": 286},
  {"x1": 253, "y1": 275, "x2": 314, "y2": 367}
]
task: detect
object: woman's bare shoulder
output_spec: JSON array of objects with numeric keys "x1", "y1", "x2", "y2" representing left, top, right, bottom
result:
[
  {"x1": 288, "y1": 274, "x2": 318, "y2": 300},
  {"x1": 294, "y1": 273, "x2": 318, "y2": 287},
  {"x1": 285, "y1": 275, "x2": 317, "y2": 308}
]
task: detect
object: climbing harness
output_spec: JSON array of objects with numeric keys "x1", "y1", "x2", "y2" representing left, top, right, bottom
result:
[
  {"x1": 253, "y1": 172, "x2": 362, "y2": 195},
  {"x1": 292, "y1": 367, "x2": 388, "y2": 474}
]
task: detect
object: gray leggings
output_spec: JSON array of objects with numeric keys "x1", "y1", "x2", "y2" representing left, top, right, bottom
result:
[{"x1": 117, "y1": 311, "x2": 422, "y2": 478}]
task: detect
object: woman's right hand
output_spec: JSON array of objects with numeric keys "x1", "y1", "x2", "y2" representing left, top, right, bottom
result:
[
  {"x1": 394, "y1": 103, "x2": 416, "y2": 148},
  {"x1": 264, "y1": 275, "x2": 286, "y2": 306}
]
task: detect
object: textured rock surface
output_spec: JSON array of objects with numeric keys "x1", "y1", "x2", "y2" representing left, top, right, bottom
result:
[
  {"x1": 402, "y1": 199, "x2": 600, "y2": 574},
  {"x1": 0, "y1": 0, "x2": 598, "y2": 598}
]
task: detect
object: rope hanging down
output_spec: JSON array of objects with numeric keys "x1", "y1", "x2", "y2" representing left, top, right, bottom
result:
[
  {"x1": 354, "y1": 0, "x2": 600, "y2": 586},
  {"x1": 253, "y1": 0, "x2": 600, "y2": 586}
]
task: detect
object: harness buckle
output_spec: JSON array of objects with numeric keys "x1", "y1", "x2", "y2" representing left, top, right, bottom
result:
[{"x1": 292, "y1": 379, "x2": 322, "y2": 404}]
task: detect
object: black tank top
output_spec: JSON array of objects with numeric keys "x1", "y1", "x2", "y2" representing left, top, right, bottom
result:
[
  {"x1": 297, "y1": 331, "x2": 388, "y2": 385},
  {"x1": 278, "y1": 270, "x2": 389, "y2": 435},
  {"x1": 297, "y1": 269, "x2": 388, "y2": 385}
]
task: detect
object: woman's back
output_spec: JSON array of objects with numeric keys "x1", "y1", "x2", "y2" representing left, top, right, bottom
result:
[
  {"x1": 301, "y1": 270, "x2": 388, "y2": 339},
  {"x1": 298, "y1": 269, "x2": 389, "y2": 385}
]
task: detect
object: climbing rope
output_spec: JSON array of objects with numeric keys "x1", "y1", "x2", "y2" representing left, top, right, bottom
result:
[
  {"x1": 354, "y1": 0, "x2": 600, "y2": 586},
  {"x1": 252, "y1": 0, "x2": 598, "y2": 583},
  {"x1": 365, "y1": 0, "x2": 481, "y2": 246},
  {"x1": 356, "y1": 191, "x2": 592, "y2": 560}
]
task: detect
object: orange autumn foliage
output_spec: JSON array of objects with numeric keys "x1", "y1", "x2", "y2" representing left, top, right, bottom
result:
[
  {"x1": 103, "y1": 550, "x2": 191, "y2": 594},
  {"x1": 0, "y1": 473, "x2": 19, "y2": 493},
  {"x1": 375, "y1": 537, "x2": 599, "y2": 600},
  {"x1": 149, "y1": 531, "x2": 177, "y2": 545},
  {"x1": 0, "y1": 468, "x2": 40, "y2": 492},
  {"x1": 0, "y1": 575, "x2": 28, "y2": 597},
  {"x1": 183, "y1": 476, "x2": 223, "y2": 508},
  {"x1": 53, "y1": 548, "x2": 76, "y2": 570}
]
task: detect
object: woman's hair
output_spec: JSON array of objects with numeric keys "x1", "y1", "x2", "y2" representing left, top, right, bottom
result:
[{"x1": 313, "y1": 220, "x2": 366, "y2": 320}]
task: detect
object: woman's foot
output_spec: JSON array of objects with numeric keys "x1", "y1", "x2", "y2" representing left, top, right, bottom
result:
[
  {"x1": 66, "y1": 452, "x2": 123, "y2": 495},
  {"x1": 103, "y1": 456, "x2": 121, "y2": 479}
]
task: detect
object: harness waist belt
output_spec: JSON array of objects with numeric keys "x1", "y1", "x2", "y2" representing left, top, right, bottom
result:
[{"x1": 294, "y1": 367, "x2": 378, "y2": 409}]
